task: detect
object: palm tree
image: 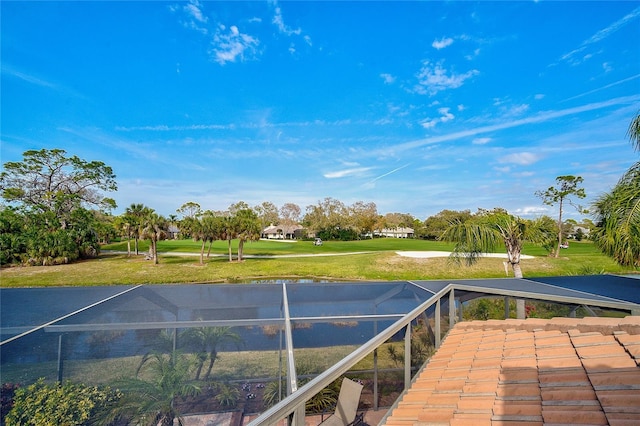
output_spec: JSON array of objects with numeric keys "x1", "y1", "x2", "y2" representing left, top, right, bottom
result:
[
  {"x1": 140, "y1": 211, "x2": 167, "y2": 264},
  {"x1": 235, "y1": 208, "x2": 261, "y2": 261},
  {"x1": 114, "y1": 214, "x2": 134, "y2": 257},
  {"x1": 628, "y1": 111, "x2": 640, "y2": 151},
  {"x1": 103, "y1": 351, "x2": 200, "y2": 426},
  {"x1": 223, "y1": 215, "x2": 238, "y2": 262},
  {"x1": 125, "y1": 203, "x2": 148, "y2": 255},
  {"x1": 591, "y1": 112, "x2": 640, "y2": 267},
  {"x1": 182, "y1": 326, "x2": 242, "y2": 380},
  {"x1": 181, "y1": 214, "x2": 206, "y2": 265},
  {"x1": 441, "y1": 210, "x2": 551, "y2": 278}
]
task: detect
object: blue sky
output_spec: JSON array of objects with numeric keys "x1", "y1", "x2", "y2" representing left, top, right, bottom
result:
[{"x1": 2, "y1": 1, "x2": 639, "y2": 221}]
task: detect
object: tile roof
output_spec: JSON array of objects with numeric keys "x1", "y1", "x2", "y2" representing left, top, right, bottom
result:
[{"x1": 383, "y1": 316, "x2": 640, "y2": 426}]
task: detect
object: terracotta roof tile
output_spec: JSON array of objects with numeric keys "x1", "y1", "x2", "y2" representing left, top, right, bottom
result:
[{"x1": 383, "y1": 316, "x2": 640, "y2": 426}]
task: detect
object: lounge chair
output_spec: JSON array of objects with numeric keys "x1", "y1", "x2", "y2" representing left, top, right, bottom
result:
[{"x1": 318, "y1": 378, "x2": 364, "y2": 426}]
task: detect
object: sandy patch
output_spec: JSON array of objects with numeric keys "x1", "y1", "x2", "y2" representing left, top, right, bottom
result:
[
  {"x1": 396, "y1": 251, "x2": 534, "y2": 259},
  {"x1": 175, "y1": 412, "x2": 233, "y2": 426}
]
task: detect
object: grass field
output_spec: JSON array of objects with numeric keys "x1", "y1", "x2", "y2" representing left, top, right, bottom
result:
[{"x1": 1, "y1": 238, "x2": 636, "y2": 287}]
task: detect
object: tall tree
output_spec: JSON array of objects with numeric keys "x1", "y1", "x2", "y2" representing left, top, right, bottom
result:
[
  {"x1": 303, "y1": 197, "x2": 348, "y2": 238},
  {"x1": 350, "y1": 201, "x2": 378, "y2": 238},
  {"x1": 441, "y1": 209, "x2": 551, "y2": 278},
  {"x1": 140, "y1": 210, "x2": 167, "y2": 264},
  {"x1": 235, "y1": 208, "x2": 261, "y2": 261},
  {"x1": 125, "y1": 203, "x2": 149, "y2": 255},
  {"x1": 183, "y1": 210, "x2": 224, "y2": 265},
  {"x1": 280, "y1": 202, "x2": 302, "y2": 234},
  {"x1": 0, "y1": 149, "x2": 116, "y2": 266},
  {"x1": 176, "y1": 201, "x2": 201, "y2": 221},
  {"x1": 423, "y1": 209, "x2": 473, "y2": 240},
  {"x1": 536, "y1": 175, "x2": 586, "y2": 258},
  {"x1": 222, "y1": 214, "x2": 237, "y2": 262},
  {"x1": 254, "y1": 201, "x2": 280, "y2": 229},
  {"x1": 0, "y1": 148, "x2": 117, "y2": 216},
  {"x1": 591, "y1": 111, "x2": 640, "y2": 267},
  {"x1": 113, "y1": 214, "x2": 134, "y2": 257}
]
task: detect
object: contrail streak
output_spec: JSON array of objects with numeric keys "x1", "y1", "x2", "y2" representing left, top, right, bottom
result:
[{"x1": 370, "y1": 163, "x2": 411, "y2": 183}]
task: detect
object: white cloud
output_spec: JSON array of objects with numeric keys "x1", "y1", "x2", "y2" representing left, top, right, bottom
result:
[
  {"x1": 272, "y1": 3, "x2": 302, "y2": 36},
  {"x1": 414, "y1": 60, "x2": 479, "y2": 96},
  {"x1": 323, "y1": 167, "x2": 372, "y2": 179},
  {"x1": 499, "y1": 152, "x2": 541, "y2": 166},
  {"x1": 602, "y1": 62, "x2": 613, "y2": 72},
  {"x1": 472, "y1": 137, "x2": 491, "y2": 145},
  {"x1": 185, "y1": 0, "x2": 207, "y2": 23},
  {"x1": 559, "y1": 6, "x2": 640, "y2": 65},
  {"x1": 172, "y1": 0, "x2": 209, "y2": 35},
  {"x1": 1, "y1": 65, "x2": 57, "y2": 89},
  {"x1": 420, "y1": 107, "x2": 455, "y2": 129},
  {"x1": 506, "y1": 104, "x2": 530, "y2": 116},
  {"x1": 1, "y1": 64, "x2": 86, "y2": 99},
  {"x1": 371, "y1": 94, "x2": 640, "y2": 155},
  {"x1": 563, "y1": 74, "x2": 640, "y2": 101},
  {"x1": 438, "y1": 107, "x2": 454, "y2": 122},
  {"x1": 116, "y1": 124, "x2": 232, "y2": 132},
  {"x1": 464, "y1": 48, "x2": 481, "y2": 61},
  {"x1": 210, "y1": 25, "x2": 260, "y2": 65},
  {"x1": 493, "y1": 166, "x2": 510, "y2": 173},
  {"x1": 380, "y1": 73, "x2": 396, "y2": 84},
  {"x1": 514, "y1": 206, "x2": 548, "y2": 216},
  {"x1": 420, "y1": 118, "x2": 438, "y2": 129},
  {"x1": 534, "y1": 94, "x2": 545, "y2": 100},
  {"x1": 432, "y1": 37, "x2": 453, "y2": 50}
]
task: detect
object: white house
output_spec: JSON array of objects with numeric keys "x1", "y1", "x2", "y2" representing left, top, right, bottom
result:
[
  {"x1": 261, "y1": 224, "x2": 304, "y2": 240},
  {"x1": 374, "y1": 227, "x2": 414, "y2": 238}
]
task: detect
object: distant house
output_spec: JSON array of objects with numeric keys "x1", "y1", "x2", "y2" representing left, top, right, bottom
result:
[
  {"x1": 261, "y1": 224, "x2": 304, "y2": 240},
  {"x1": 570, "y1": 225, "x2": 591, "y2": 239},
  {"x1": 374, "y1": 227, "x2": 414, "y2": 238},
  {"x1": 167, "y1": 224, "x2": 180, "y2": 239}
]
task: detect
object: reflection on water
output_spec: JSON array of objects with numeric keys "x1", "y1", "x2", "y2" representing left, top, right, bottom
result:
[{"x1": 238, "y1": 278, "x2": 341, "y2": 284}]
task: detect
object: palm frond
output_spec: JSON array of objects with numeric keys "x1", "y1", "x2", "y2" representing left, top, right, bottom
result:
[{"x1": 592, "y1": 161, "x2": 640, "y2": 266}]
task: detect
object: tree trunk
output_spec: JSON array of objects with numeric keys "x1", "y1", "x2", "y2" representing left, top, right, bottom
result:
[
  {"x1": 152, "y1": 238, "x2": 159, "y2": 264},
  {"x1": 238, "y1": 240, "x2": 244, "y2": 261},
  {"x1": 511, "y1": 261, "x2": 523, "y2": 278},
  {"x1": 206, "y1": 240, "x2": 213, "y2": 259},
  {"x1": 554, "y1": 199, "x2": 564, "y2": 258},
  {"x1": 227, "y1": 238, "x2": 233, "y2": 262},
  {"x1": 126, "y1": 237, "x2": 131, "y2": 257},
  {"x1": 134, "y1": 237, "x2": 139, "y2": 255},
  {"x1": 194, "y1": 352, "x2": 206, "y2": 380},
  {"x1": 199, "y1": 240, "x2": 205, "y2": 265},
  {"x1": 205, "y1": 349, "x2": 218, "y2": 379},
  {"x1": 505, "y1": 241, "x2": 523, "y2": 278}
]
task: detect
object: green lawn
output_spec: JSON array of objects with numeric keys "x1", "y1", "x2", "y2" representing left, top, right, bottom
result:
[
  {"x1": 1, "y1": 238, "x2": 636, "y2": 287},
  {"x1": 101, "y1": 236, "x2": 459, "y2": 255}
]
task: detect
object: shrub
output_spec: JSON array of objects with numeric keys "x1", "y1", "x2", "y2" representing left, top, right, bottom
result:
[
  {"x1": 1, "y1": 383, "x2": 20, "y2": 423},
  {"x1": 213, "y1": 383, "x2": 240, "y2": 408},
  {"x1": 5, "y1": 378, "x2": 121, "y2": 426}
]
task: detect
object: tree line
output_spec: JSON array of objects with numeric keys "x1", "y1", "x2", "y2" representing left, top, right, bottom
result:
[{"x1": 1, "y1": 112, "x2": 638, "y2": 270}]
